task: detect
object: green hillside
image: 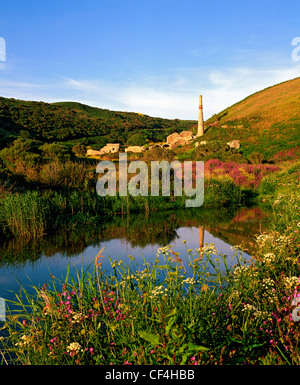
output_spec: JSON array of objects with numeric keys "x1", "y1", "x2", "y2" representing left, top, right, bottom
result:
[
  {"x1": 0, "y1": 97, "x2": 196, "y2": 149},
  {"x1": 203, "y1": 77, "x2": 300, "y2": 159}
]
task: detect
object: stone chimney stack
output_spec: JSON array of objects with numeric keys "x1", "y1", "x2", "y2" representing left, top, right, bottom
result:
[{"x1": 197, "y1": 95, "x2": 204, "y2": 137}]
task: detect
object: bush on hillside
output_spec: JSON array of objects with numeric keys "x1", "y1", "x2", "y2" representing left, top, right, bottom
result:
[
  {"x1": 72, "y1": 144, "x2": 86, "y2": 157},
  {"x1": 248, "y1": 152, "x2": 265, "y2": 164},
  {"x1": 127, "y1": 133, "x2": 147, "y2": 146},
  {"x1": 40, "y1": 143, "x2": 74, "y2": 161}
]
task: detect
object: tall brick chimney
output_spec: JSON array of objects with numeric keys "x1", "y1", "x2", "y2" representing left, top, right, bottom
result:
[{"x1": 197, "y1": 95, "x2": 204, "y2": 137}]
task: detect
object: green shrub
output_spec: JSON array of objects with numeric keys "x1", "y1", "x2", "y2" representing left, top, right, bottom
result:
[
  {"x1": 258, "y1": 162, "x2": 300, "y2": 197},
  {"x1": 248, "y1": 152, "x2": 265, "y2": 164},
  {"x1": 40, "y1": 143, "x2": 74, "y2": 161},
  {"x1": 72, "y1": 144, "x2": 86, "y2": 157},
  {"x1": 227, "y1": 153, "x2": 247, "y2": 163},
  {"x1": 143, "y1": 148, "x2": 175, "y2": 162},
  {"x1": 0, "y1": 138, "x2": 42, "y2": 170},
  {"x1": 127, "y1": 133, "x2": 147, "y2": 146},
  {"x1": 39, "y1": 160, "x2": 88, "y2": 189}
]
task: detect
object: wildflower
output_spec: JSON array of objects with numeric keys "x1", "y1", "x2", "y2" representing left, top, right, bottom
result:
[
  {"x1": 156, "y1": 245, "x2": 172, "y2": 255},
  {"x1": 263, "y1": 253, "x2": 276, "y2": 264},
  {"x1": 242, "y1": 304, "x2": 256, "y2": 312},
  {"x1": 182, "y1": 277, "x2": 196, "y2": 285},
  {"x1": 15, "y1": 334, "x2": 31, "y2": 347},
  {"x1": 284, "y1": 276, "x2": 299, "y2": 290},
  {"x1": 149, "y1": 285, "x2": 168, "y2": 299},
  {"x1": 72, "y1": 312, "x2": 83, "y2": 324},
  {"x1": 201, "y1": 244, "x2": 217, "y2": 254},
  {"x1": 201, "y1": 284, "x2": 209, "y2": 291},
  {"x1": 67, "y1": 342, "x2": 82, "y2": 356}
]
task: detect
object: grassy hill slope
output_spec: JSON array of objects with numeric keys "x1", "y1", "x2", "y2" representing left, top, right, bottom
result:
[
  {"x1": 0, "y1": 97, "x2": 196, "y2": 149},
  {"x1": 204, "y1": 77, "x2": 300, "y2": 159}
]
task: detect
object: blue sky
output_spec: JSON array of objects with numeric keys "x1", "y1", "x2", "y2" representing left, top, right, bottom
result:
[{"x1": 0, "y1": 0, "x2": 300, "y2": 119}]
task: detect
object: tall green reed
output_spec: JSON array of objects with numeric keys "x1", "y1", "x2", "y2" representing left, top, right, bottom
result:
[{"x1": 0, "y1": 191, "x2": 49, "y2": 238}]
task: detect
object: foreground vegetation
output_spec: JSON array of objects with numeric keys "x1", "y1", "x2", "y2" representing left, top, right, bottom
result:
[{"x1": 1, "y1": 165, "x2": 299, "y2": 365}]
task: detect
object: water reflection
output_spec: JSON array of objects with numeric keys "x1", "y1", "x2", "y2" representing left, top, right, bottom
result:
[{"x1": 0, "y1": 205, "x2": 271, "y2": 301}]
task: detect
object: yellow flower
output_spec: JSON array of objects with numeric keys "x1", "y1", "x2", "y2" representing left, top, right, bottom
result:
[{"x1": 201, "y1": 284, "x2": 209, "y2": 291}]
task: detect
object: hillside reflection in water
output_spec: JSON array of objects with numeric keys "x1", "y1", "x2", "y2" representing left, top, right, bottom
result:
[{"x1": 0, "y1": 205, "x2": 270, "y2": 301}]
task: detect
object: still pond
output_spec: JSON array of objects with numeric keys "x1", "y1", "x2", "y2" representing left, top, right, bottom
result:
[{"x1": 0, "y1": 205, "x2": 270, "y2": 303}]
